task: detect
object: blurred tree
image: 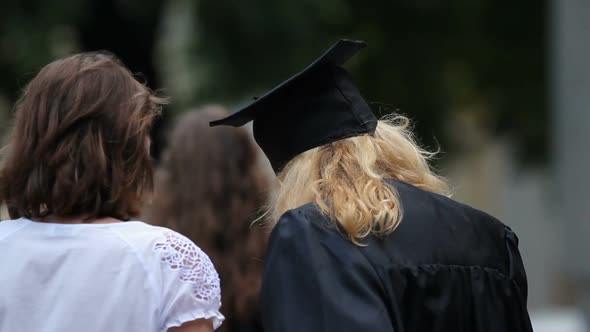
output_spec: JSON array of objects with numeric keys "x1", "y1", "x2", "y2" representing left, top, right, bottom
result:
[
  {"x1": 0, "y1": 0, "x2": 165, "y2": 97},
  {"x1": 174, "y1": 0, "x2": 547, "y2": 163},
  {"x1": 1, "y1": 0, "x2": 548, "y2": 163},
  {"x1": 0, "y1": 0, "x2": 88, "y2": 102},
  {"x1": 0, "y1": 0, "x2": 168, "y2": 159}
]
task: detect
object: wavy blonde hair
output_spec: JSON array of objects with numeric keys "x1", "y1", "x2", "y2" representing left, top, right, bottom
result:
[{"x1": 266, "y1": 115, "x2": 450, "y2": 244}]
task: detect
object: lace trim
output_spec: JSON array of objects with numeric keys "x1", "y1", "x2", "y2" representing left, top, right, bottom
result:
[{"x1": 154, "y1": 231, "x2": 221, "y2": 305}]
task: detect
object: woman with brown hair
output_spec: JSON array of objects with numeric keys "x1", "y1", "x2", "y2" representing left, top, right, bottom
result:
[
  {"x1": 211, "y1": 40, "x2": 533, "y2": 332},
  {"x1": 144, "y1": 106, "x2": 269, "y2": 332},
  {"x1": 0, "y1": 52, "x2": 223, "y2": 332}
]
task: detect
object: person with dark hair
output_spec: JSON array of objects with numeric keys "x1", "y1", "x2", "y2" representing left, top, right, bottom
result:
[
  {"x1": 144, "y1": 105, "x2": 269, "y2": 332},
  {"x1": 211, "y1": 40, "x2": 533, "y2": 332},
  {"x1": 0, "y1": 53, "x2": 223, "y2": 332}
]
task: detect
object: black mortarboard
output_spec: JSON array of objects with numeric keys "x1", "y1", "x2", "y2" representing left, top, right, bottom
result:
[{"x1": 210, "y1": 39, "x2": 377, "y2": 173}]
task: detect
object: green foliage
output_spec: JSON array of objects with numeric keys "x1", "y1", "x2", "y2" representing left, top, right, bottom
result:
[
  {"x1": 0, "y1": 0, "x2": 90, "y2": 100},
  {"x1": 189, "y1": 0, "x2": 547, "y2": 162},
  {"x1": 0, "y1": 0, "x2": 547, "y2": 163}
]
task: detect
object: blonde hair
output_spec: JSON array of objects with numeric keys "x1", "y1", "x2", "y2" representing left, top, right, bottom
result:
[{"x1": 266, "y1": 115, "x2": 450, "y2": 245}]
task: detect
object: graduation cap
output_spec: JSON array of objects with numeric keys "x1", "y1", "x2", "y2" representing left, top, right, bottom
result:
[{"x1": 210, "y1": 39, "x2": 377, "y2": 173}]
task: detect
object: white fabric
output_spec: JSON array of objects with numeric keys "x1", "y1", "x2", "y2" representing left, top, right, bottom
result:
[{"x1": 0, "y1": 218, "x2": 224, "y2": 332}]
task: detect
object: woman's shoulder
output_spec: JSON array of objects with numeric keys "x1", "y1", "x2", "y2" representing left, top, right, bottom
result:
[
  {"x1": 387, "y1": 178, "x2": 507, "y2": 231},
  {"x1": 116, "y1": 221, "x2": 221, "y2": 302},
  {"x1": 113, "y1": 221, "x2": 224, "y2": 329},
  {"x1": 271, "y1": 204, "x2": 358, "y2": 254},
  {"x1": 112, "y1": 221, "x2": 207, "y2": 258},
  {"x1": 274, "y1": 203, "x2": 331, "y2": 235},
  {"x1": 384, "y1": 179, "x2": 517, "y2": 271},
  {"x1": 0, "y1": 218, "x2": 28, "y2": 240}
]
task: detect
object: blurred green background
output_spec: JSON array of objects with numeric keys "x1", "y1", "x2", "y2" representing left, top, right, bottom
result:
[{"x1": 0, "y1": 0, "x2": 547, "y2": 163}]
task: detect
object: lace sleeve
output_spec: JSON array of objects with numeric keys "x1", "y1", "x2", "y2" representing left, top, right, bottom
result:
[{"x1": 154, "y1": 230, "x2": 224, "y2": 330}]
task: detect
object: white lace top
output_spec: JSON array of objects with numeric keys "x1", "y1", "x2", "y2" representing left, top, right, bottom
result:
[{"x1": 0, "y1": 218, "x2": 224, "y2": 332}]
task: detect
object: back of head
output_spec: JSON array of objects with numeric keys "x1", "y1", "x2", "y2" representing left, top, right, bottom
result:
[
  {"x1": 0, "y1": 52, "x2": 165, "y2": 220},
  {"x1": 144, "y1": 105, "x2": 269, "y2": 329},
  {"x1": 148, "y1": 106, "x2": 267, "y2": 233},
  {"x1": 267, "y1": 115, "x2": 450, "y2": 245}
]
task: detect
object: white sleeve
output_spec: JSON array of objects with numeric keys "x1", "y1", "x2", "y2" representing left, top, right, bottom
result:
[{"x1": 153, "y1": 230, "x2": 224, "y2": 331}]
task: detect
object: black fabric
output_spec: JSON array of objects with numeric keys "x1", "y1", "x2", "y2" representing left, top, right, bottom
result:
[
  {"x1": 210, "y1": 39, "x2": 378, "y2": 172},
  {"x1": 260, "y1": 179, "x2": 533, "y2": 332}
]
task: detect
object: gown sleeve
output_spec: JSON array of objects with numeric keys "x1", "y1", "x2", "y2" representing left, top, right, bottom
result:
[
  {"x1": 260, "y1": 208, "x2": 394, "y2": 332},
  {"x1": 504, "y1": 227, "x2": 534, "y2": 332}
]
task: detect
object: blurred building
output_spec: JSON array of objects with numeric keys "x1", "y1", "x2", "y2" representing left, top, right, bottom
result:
[
  {"x1": 552, "y1": 0, "x2": 590, "y2": 329},
  {"x1": 447, "y1": 1, "x2": 590, "y2": 330}
]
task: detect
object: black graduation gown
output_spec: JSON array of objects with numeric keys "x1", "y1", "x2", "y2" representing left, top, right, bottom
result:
[{"x1": 260, "y1": 179, "x2": 533, "y2": 332}]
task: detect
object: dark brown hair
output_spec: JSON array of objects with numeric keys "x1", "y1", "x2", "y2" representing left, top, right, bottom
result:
[
  {"x1": 0, "y1": 52, "x2": 165, "y2": 221},
  {"x1": 143, "y1": 106, "x2": 270, "y2": 331}
]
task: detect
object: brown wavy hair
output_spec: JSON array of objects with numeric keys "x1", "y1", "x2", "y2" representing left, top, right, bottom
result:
[
  {"x1": 0, "y1": 52, "x2": 165, "y2": 221},
  {"x1": 143, "y1": 105, "x2": 269, "y2": 331}
]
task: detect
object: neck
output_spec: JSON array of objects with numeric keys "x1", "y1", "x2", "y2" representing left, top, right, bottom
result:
[{"x1": 32, "y1": 215, "x2": 123, "y2": 224}]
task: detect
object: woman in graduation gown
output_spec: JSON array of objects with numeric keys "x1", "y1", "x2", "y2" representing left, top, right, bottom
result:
[{"x1": 211, "y1": 39, "x2": 533, "y2": 332}]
